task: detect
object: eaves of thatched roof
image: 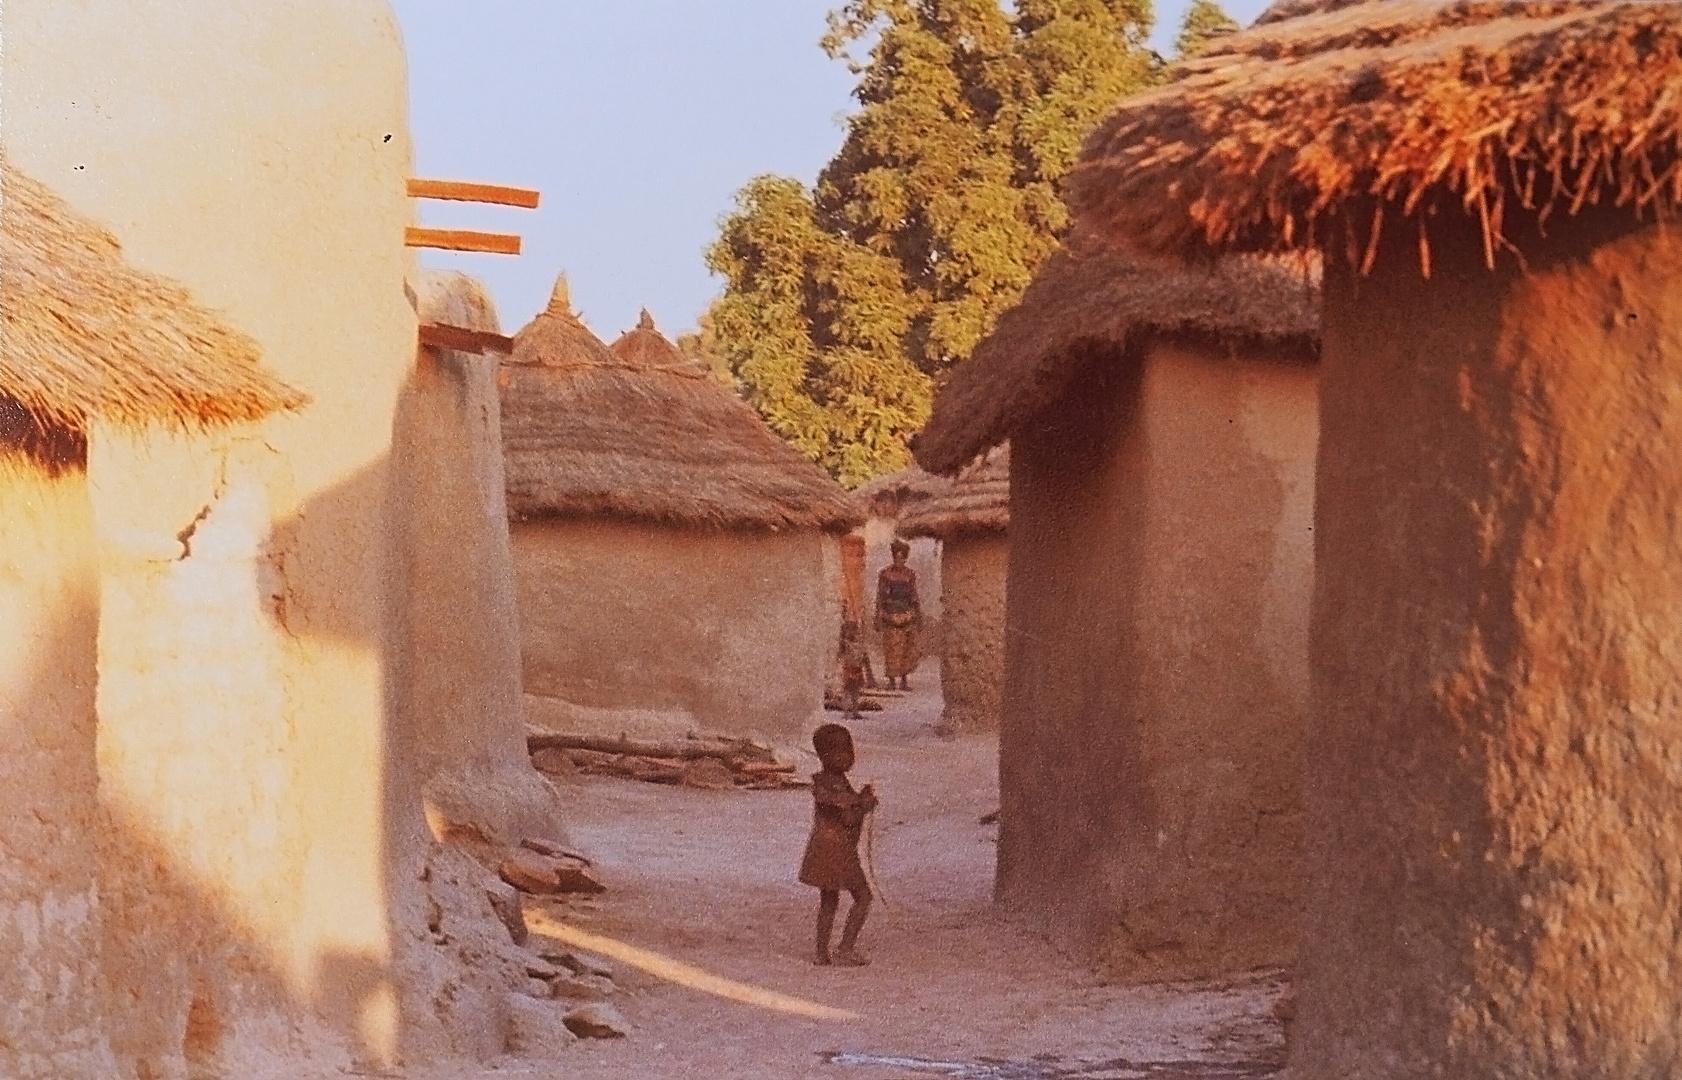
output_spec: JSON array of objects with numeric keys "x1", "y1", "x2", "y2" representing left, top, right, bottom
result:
[
  {"x1": 1, "y1": 157, "x2": 307, "y2": 444},
  {"x1": 499, "y1": 283, "x2": 862, "y2": 532},
  {"x1": 898, "y1": 443, "x2": 1009, "y2": 539},
  {"x1": 913, "y1": 228, "x2": 1319, "y2": 475},
  {"x1": 1069, "y1": 0, "x2": 1682, "y2": 269}
]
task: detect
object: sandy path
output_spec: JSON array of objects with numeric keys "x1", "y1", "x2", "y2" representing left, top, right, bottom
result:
[{"x1": 466, "y1": 662, "x2": 1288, "y2": 1079}]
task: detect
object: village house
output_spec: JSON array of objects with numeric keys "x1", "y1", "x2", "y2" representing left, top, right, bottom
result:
[
  {"x1": 1064, "y1": 0, "x2": 1682, "y2": 1073},
  {"x1": 4, "y1": 2, "x2": 572, "y2": 1073},
  {"x1": 503, "y1": 289, "x2": 860, "y2": 749},
  {"x1": 916, "y1": 227, "x2": 1320, "y2": 983},
  {"x1": 896, "y1": 444, "x2": 1009, "y2": 734},
  {"x1": 0, "y1": 157, "x2": 306, "y2": 1080}
]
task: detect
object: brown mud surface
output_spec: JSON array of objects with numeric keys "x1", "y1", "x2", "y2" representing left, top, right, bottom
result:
[{"x1": 433, "y1": 661, "x2": 1289, "y2": 1079}]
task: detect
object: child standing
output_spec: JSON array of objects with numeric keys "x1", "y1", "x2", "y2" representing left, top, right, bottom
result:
[{"x1": 798, "y1": 723, "x2": 877, "y2": 966}]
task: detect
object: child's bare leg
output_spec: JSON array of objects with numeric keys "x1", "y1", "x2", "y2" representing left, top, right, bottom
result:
[
  {"x1": 815, "y1": 890, "x2": 840, "y2": 964},
  {"x1": 835, "y1": 887, "x2": 872, "y2": 965}
]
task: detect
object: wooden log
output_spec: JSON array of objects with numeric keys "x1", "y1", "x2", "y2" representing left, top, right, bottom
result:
[
  {"x1": 407, "y1": 177, "x2": 541, "y2": 208},
  {"x1": 528, "y1": 731, "x2": 775, "y2": 764},
  {"x1": 419, "y1": 322, "x2": 514, "y2": 354},
  {"x1": 735, "y1": 761, "x2": 797, "y2": 775},
  {"x1": 404, "y1": 226, "x2": 521, "y2": 255}
]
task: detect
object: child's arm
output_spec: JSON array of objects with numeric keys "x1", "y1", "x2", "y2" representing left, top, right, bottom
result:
[{"x1": 813, "y1": 776, "x2": 876, "y2": 824}]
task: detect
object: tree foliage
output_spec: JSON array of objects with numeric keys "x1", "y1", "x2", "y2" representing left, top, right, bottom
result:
[
  {"x1": 1174, "y1": 0, "x2": 1239, "y2": 58},
  {"x1": 705, "y1": 0, "x2": 1158, "y2": 487}
]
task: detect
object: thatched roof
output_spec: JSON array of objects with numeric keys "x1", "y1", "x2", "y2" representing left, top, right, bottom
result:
[
  {"x1": 416, "y1": 269, "x2": 501, "y2": 336},
  {"x1": 499, "y1": 280, "x2": 862, "y2": 532},
  {"x1": 852, "y1": 463, "x2": 954, "y2": 520},
  {"x1": 1, "y1": 157, "x2": 307, "y2": 442},
  {"x1": 914, "y1": 228, "x2": 1319, "y2": 474},
  {"x1": 898, "y1": 444, "x2": 1009, "y2": 539},
  {"x1": 1068, "y1": 0, "x2": 1682, "y2": 271}
]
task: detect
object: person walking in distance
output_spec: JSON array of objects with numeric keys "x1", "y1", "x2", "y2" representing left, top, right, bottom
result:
[{"x1": 875, "y1": 539, "x2": 921, "y2": 692}]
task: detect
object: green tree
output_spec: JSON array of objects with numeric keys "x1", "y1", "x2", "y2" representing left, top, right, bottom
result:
[
  {"x1": 1174, "y1": 0, "x2": 1238, "y2": 59},
  {"x1": 705, "y1": 0, "x2": 1158, "y2": 487}
]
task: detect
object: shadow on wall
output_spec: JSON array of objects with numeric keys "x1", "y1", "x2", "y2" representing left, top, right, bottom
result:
[{"x1": 82, "y1": 353, "x2": 563, "y2": 1077}]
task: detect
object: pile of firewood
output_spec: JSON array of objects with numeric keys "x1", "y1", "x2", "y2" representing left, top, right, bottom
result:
[{"x1": 527, "y1": 730, "x2": 808, "y2": 791}]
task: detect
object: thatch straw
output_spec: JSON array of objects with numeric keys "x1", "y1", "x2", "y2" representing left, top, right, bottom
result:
[
  {"x1": 1, "y1": 156, "x2": 308, "y2": 442},
  {"x1": 415, "y1": 269, "x2": 501, "y2": 336},
  {"x1": 500, "y1": 281, "x2": 862, "y2": 532},
  {"x1": 898, "y1": 444, "x2": 1009, "y2": 539},
  {"x1": 1068, "y1": 0, "x2": 1682, "y2": 272},
  {"x1": 913, "y1": 228, "x2": 1319, "y2": 475},
  {"x1": 852, "y1": 464, "x2": 954, "y2": 520}
]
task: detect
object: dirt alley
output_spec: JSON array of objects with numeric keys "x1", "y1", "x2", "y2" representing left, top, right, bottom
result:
[{"x1": 446, "y1": 660, "x2": 1289, "y2": 1080}]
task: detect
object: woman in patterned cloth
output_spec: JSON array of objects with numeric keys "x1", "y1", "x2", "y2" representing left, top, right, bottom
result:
[{"x1": 875, "y1": 539, "x2": 921, "y2": 691}]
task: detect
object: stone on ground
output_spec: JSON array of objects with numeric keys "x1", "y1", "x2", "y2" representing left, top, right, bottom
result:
[
  {"x1": 505, "y1": 994, "x2": 579, "y2": 1055},
  {"x1": 485, "y1": 878, "x2": 528, "y2": 945},
  {"x1": 563, "y1": 1002, "x2": 630, "y2": 1039},
  {"x1": 550, "y1": 973, "x2": 615, "y2": 1001}
]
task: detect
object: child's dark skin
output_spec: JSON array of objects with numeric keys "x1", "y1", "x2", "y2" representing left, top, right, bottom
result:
[{"x1": 798, "y1": 729, "x2": 878, "y2": 966}]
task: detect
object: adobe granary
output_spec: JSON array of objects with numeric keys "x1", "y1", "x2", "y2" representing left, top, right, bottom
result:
[
  {"x1": 897, "y1": 444, "x2": 1009, "y2": 735},
  {"x1": 0, "y1": 157, "x2": 303, "y2": 1077},
  {"x1": 503, "y1": 288, "x2": 862, "y2": 748},
  {"x1": 915, "y1": 228, "x2": 1320, "y2": 983},
  {"x1": 1067, "y1": 0, "x2": 1682, "y2": 1073},
  {"x1": 399, "y1": 269, "x2": 572, "y2": 852}
]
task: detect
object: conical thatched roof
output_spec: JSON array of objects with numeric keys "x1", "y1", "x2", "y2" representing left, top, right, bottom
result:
[
  {"x1": 852, "y1": 463, "x2": 953, "y2": 520},
  {"x1": 499, "y1": 284, "x2": 862, "y2": 532},
  {"x1": 1068, "y1": 0, "x2": 1682, "y2": 269},
  {"x1": 914, "y1": 228, "x2": 1319, "y2": 475},
  {"x1": 608, "y1": 309, "x2": 708, "y2": 373},
  {"x1": 1, "y1": 158, "x2": 307, "y2": 444},
  {"x1": 898, "y1": 444, "x2": 1009, "y2": 540}
]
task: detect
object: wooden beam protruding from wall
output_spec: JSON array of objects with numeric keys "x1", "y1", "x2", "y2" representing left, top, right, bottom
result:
[
  {"x1": 407, "y1": 178, "x2": 541, "y2": 209},
  {"x1": 404, "y1": 227, "x2": 521, "y2": 256},
  {"x1": 418, "y1": 323, "x2": 515, "y2": 354}
]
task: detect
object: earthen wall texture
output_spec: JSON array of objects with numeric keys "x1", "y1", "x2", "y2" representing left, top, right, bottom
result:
[
  {"x1": 1299, "y1": 211, "x2": 1682, "y2": 1079},
  {"x1": 513, "y1": 519, "x2": 835, "y2": 748},
  {"x1": 4, "y1": 1, "x2": 422, "y2": 1073},
  {"x1": 0, "y1": 463, "x2": 115, "y2": 1079},
  {"x1": 937, "y1": 535, "x2": 1008, "y2": 734},
  {"x1": 1000, "y1": 340, "x2": 1316, "y2": 982}
]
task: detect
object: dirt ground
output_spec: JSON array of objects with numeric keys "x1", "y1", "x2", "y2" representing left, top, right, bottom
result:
[{"x1": 444, "y1": 660, "x2": 1289, "y2": 1080}]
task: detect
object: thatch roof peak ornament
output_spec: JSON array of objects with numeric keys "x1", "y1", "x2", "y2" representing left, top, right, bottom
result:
[
  {"x1": 510, "y1": 272, "x2": 612, "y2": 370},
  {"x1": 637, "y1": 308, "x2": 655, "y2": 331},
  {"x1": 1068, "y1": 0, "x2": 1682, "y2": 274},
  {"x1": 1, "y1": 154, "x2": 306, "y2": 462},
  {"x1": 545, "y1": 272, "x2": 573, "y2": 316}
]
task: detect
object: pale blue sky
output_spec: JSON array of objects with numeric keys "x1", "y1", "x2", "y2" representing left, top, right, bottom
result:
[{"x1": 391, "y1": 1, "x2": 1269, "y2": 341}]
